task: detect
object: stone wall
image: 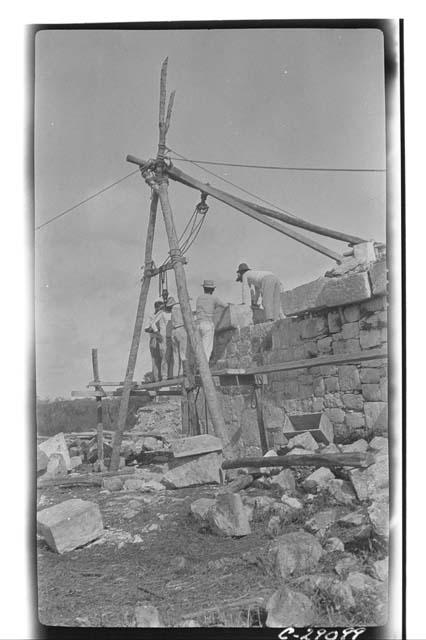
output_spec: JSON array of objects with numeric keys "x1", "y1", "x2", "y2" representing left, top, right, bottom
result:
[{"x1": 210, "y1": 250, "x2": 388, "y2": 449}]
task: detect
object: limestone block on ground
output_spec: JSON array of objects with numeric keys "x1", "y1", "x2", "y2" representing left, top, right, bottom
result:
[
  {"x1": 103, "y1": 477, "x2": 124, "y2": 491},
  {"x1": 142, "y1": 437, "x2": 164, "y2": 452},
  {"x1": 345, "y1": 571, "x2": 381, "y2": 594},
  {"x1": 369, "y1": 436, "x2": 388, "y2": 452},
  {"x1": 287, "y1": 431, "x2": 318, "y2": 452},
  {"x1": 335, "y1": 554, "x2": 358, "y2": 576},
  {"x1": 281, "y1": 495, "x2": 303, "y2": 510},
  {"x1": 340, "y1": 439, "x2": 369, "y2": 453},
  {"x1": 70, "y1": 456, "x2": 82, "y2": 470},
  {"x1": 45, "y1": 453, "x2": 68, "y2": 478},
  {"x1": 287, "y1": 447, "x2": 315, "y2": 457},
  {"x1": 369, "y1": 261, "x2": 387, "y2": 296},
  {"x1": 171, "y1": 434, "x2": 222, "y2": 458},
  {"x1": 37, "y1": 498, "x2": 103, "y2": 554},
  {"x1": 260, "y1": 449, "x2": 280, "y2": 475},
  {"x1": 39, "y1": 433, "x2": 71, "y2": 470},
  {"x1": 134, "y1": 604, "x2": 162, "y2": 627},
  {"x1": 123, "y1": 478, "x2": 147, "y2": 491},
  {"x1": 324, "y1": 537, "x2": 345, "y2": 552},
  {"x1": 207, "y1": 493, "x2": 251, "y2": 537},
  {"x1": 303, "y1": 467, "x2": 335, "y2": 492},
  {"x1": 305, "y1": 509, "x2": 338, "y2": 536},
  {"x1": 372, "y1": 558, "x2": 388, "y2": 581},
  {"x1": 338, "y1": 511, "x2": 368, "y2": 527},
  {"x1": 368, "y1": 500, "x2": 389, "y2": 539},
  {"x1": 281, "y1": 272, "x2": 371, "y2": 316},
  {"x1": 162, "y1": 452, "x2": 222, "y2": 488},
  {"x1": 270, "y1": 530, "x2": 324, "y2": 578},
  {"x1": 349, "y1": 456, "x2": 388, "y2": 501},
  {"x1": 214, "y1": 303, "x2": 253, "y2": 332},
  {"x1": 292, "y1": 574, "x2": 355, "y2": 610},
  {"x1": 270, "y1": 469, "x2": 296, "y2": 495},
  {"x1": 327, "y1": 479, "x2": 357, "y2": 505},
  {"x1": 37, "y1": 447, "x2": 48, "y2": 473},
  {"x1": 266, "y1": 587, "x2": 315, "y2": 627},
  {"x1": 190, "y1": 498, "x2": 215, "y2": 525},
  {"x1": 321, "y1": 443, "x2": 340, "y2": 455}
]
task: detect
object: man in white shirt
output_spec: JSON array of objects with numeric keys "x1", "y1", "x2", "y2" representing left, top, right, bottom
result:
[
  {"x1": 166, "y1": 297, "x2": 188, "y2": 378},
  {"x1": 196, "y1": 280, "x2": 229, "y2": 362},
  {"x1": 236, "y1": 262, "x2": 284, "y2": 321},
  {"x1": 145, "y1": 300, "x2": 168, "y2": 381}
]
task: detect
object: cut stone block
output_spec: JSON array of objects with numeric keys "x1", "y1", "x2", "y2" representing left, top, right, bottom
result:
[
  {"x1": 338, "y1": 365, "x2": 361, "y2": 391},
  {"x1": 207, "y1": 493, "x2": 251, "y2": 537},
  {"x1": 326, "y1": 479, "x2": 357, "y2": 505},
  {"x1": 340, "y1": 439, "x2": 369, "y2": 453},
  {"x1": 369, "y1": 436, "x2": 388, "y2": 452},
  {"x1": 190, "y1": 498, "x2": 215, "y2": 525},
  {"x1": 37, "y1": 447, "x2": 48, "y2": 473},
  {"x1": 134, "y1": 604, "x2": 162, "y2": 627},
  {"x1": 37, "y1": 498, "x2": 103, "y2": 553},
  {"x1": 214, "y1": 303, "x2": 253, "y2": 332},
  {"x1": 103, "y1": 477, "x2": 124, "y2": 491},
  {"x1": 368, "y1": 500, "x2": 389, "y2": 539},
  {"x1": 70, "y1": 456, "x2": 82, "y2": 470},
  {"x1": 281, "y1": 272, "x2": 371, "y2": 316},
  {"x1": 369, "y1": 261, "x2": 387, "y2": 296},
  {"x1": 171, "y1": 434, "x2": 222, "y2": 459},
  {"x1": 39, "y1": 433, "x2": 71, "y2": 471},
  {"x1": 354, "y1": 241, "x2": 377, "y2": 263},
  {"x1": 364, "y1": 402, "x2": 388, "y2": 433},
  {"x1": 266, "y1": 587, "x2": 315, "y2": 628},
  {"x1": 349, "y1": 456, "x2": 388, "y2": 501},
  {"x1": 271, "y1": 530, "x2": 324, "y2": 579},
  {"x1": 303, "y1": 467, "x2": 335, "y2": 492},
  {"x1": 270, "y1": 469, "x2": 296, "y2": 495},
  {"x1": 45, "y1": 453, "x2": 67, "y2": 478},
  {"x1": 286, "y1": 431, "x2": 318, "y2": 452},
  {"x1": 305, "y1": 508, "x2": 338, "y2": 535},
  {"x1": 162, "y1": 452, "x2": 222, "y2": 488}
]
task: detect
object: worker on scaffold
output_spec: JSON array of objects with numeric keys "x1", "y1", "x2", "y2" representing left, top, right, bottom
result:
[
  {"x1": 236, "y1": 263, "x2": 284, "y2": 322},
  {"x1": 166, "y1": 296, "x2": 188, "y2": 377},
  {"x1": 196, "y1": 279, "x2": 229, "y2": 363},
  {"x1": 145, "y1": 300, "x2": 169, "y2": 381}
]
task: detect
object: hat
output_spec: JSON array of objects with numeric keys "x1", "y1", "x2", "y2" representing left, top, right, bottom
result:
[
  {"x1": 237, "y1": 263, "x2": 250, "y2": 273},
  {"x1": 165, "y1": 296, "x2": 177, "y2": 308},
  {"x1": 202, "y1": 279, "x2": 216, "y2": 288}
]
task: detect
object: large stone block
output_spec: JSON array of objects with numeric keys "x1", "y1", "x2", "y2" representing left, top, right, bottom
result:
[
  {"x1": 38, "y1": 433, "x2": 71, "y2": 471},
  {"x1": 37, "y1": 447, "x2": 48, "y2": 473},
  {"x1": 162, "y1": 452, "x2": 222, "y2": 488},
  {"x1": 342, "y1": 322, "x2": 359, "y2": 339},
  {"x1": 342, "y1": 393, "x2": 364, "y2": 411},
  {"x1": 301, "y1": 316, "x2": 328, "y2": 339},
  {"x1": 360, "y1": 328, "x2": 382, "y2": 349},
  {"x1": 171, "y1": 434, "x2": 223, "y2": 458},
  {"x1": 207, "y1": 493, "x2": 251, "y2": 537},
  {"x1": 281, "y1": 272, "x2": 371, "y2": 316},
  {"x1": 37, "y1": 499, "x2": 103, "y2": 553},
  {"x1": 266, "y1": 587, "x2": 315, "y2": 628},
  {"x1": 271, "y1": 318, "x2": 301, "y2": 349},
  {"x1": 214, "y1": 303, "x2": 253, "y2": 332},
  {"x1": 328, "y1": 310, "x2": 342, "y2": 333},
  {"x1": 369, "y1": 261, "x2": 387, "y2": 296},
  {"x1": 364, "y1": 402, "x2": 388, "y2": 433}
]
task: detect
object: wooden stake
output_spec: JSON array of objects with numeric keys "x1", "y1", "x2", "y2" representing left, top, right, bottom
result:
[
  {"x1": 253, "y1": 379, "x2": 268, "y2": 454},
  {"x1": 109, "y1": 192, "x2": 159, "y2": 471},
  {"x1": 154, "y1": 59, "x2": 230, "y2": 454},
  {"x1": 91, "y1": 348, "x2": 104, "y2": 469}
]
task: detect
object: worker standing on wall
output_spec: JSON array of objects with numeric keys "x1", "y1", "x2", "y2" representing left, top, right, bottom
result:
[
  {"x1": 196, "y1": 279, "x2": 229, "y2": 362},
  {"x1": 145, "y1": 300, "x2": 168, "y2": 381},
  {"x1": 166, "y1": 297, "x2": 188, "y2": 377},
  {"x1": 236, "y1": 263, "x2": 284, "y2": 321}
]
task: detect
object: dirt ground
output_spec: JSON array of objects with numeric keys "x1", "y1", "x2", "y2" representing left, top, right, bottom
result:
[{"x1": 37, "y1": 479, "x2": 282, "y2": 628}]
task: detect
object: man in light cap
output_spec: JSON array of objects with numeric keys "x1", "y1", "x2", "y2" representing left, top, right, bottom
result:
[
  {"x1": 196, "y1": 280, "x2": 229, "y2": 362},
  {"x1": 236, "y1": 263, "x2": 284, "y2": 321},
  {"x1": 166, "y1": 296, "x2": 188, "y2": 378}
]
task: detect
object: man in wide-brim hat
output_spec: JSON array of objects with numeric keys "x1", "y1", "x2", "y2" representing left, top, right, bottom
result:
[
  {"x1": 196, "y1": 279, "x2": 229, "y2": 362},
  {"x1": 236, "y1": 263, "x2": 284, "y2": 321}
]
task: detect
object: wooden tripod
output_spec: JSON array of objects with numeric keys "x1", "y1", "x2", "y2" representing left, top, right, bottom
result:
[{"x1": 109, "y1": 59, "x2": 228, "y2": 470}]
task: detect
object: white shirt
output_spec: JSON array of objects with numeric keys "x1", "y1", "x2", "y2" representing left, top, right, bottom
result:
[{"x1": 242, "y1": 269, "x2": 275, "y2": 305}]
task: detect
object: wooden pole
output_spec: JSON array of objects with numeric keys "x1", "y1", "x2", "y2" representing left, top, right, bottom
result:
[
  {"x1": 154, "y1": 59, "x2": 230, "y2": 454},
  {"x1": 222, "y1": 451, "x2": 375, "y2": 471},
  {"x1": 126, "y1": 156, "x2": 343, "y2": 263},
  {"x1": 253, "y1": 377, "x2": 268, "y2": 454},
  {"x1": 109, "y1": 191, "x2": 159, "y2": 471},
  {"x1": 91, "y1": 348, "x2": 105, "y2": 470}
]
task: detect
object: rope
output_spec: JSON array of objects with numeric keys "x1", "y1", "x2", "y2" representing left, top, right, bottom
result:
[
  {"x1": 166, "y1": 146, "x2": 299, "y2": 219},
  {"x1": 167, "y1": 156, "x2": 386, "y2": 173},
  {"x1": 35, "y1": 169, "x2": 140, "y2": 231}
]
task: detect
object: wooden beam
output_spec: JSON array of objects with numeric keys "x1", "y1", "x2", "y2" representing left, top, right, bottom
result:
[
  {"x1": 87, "y1": 376, "x2": 185, "y2": 390},
  {"x1": 212, "y1": 347, "x2": 387, "y2": 377},
  {"x1": 127, "y1": 155, "x2": 343, "y2": 263},
  {"x1": 91, "y1": 348, "x2": 104, "y2": 468},
  {"x1": 222, "y1": 451, "x2": 374, "y2": 471},
  {"x1": 109, "y1": 191, "x2": 159, "y2": 471},
  {"x1": 37, "y1": 468, "x2": 135, "y2": 489},
  {"x1": 253, "y1": 383, "x2": 268, "y2": 454}
]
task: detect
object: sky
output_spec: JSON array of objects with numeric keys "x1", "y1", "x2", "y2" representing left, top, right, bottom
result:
[{"x1": 34, "y1": 27, "x2": 386, "y2": 399}]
